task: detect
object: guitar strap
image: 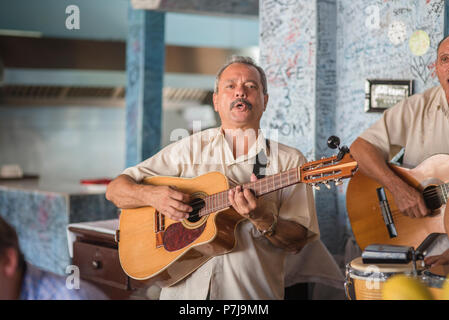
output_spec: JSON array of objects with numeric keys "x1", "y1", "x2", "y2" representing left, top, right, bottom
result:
[{"x1": 252, "y1": 139, "x2": 270, "y2": 179}]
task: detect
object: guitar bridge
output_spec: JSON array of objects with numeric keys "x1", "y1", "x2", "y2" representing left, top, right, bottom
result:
[
  {"x1": 155, "y1": 231, "x2": 165, "y2": 248},
  {"x1": 377, "y1": 187, "x2": 397, "y2": 238},
  {"x1": 155, "y1": 210, "x2": 165, "y2": 248}
]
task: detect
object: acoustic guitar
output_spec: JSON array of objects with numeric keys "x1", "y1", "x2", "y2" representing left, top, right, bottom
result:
[
  {"x1": 346, "y1": 154, "x2": 449, "y2": 251},
  {"x1": 117, "y1": 152, "x2": 357, "y2": 287}
]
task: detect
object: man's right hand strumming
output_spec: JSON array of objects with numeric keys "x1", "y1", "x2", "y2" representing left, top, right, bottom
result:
[
  {"x1": 148, "y1": 185, "x2": 193, "y2": 221},
  {"x1": 106, "y1": 174, "x2": 192, "y2": 221}
]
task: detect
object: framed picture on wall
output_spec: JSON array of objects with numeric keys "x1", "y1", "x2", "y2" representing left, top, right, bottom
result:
[{"x1": 364, "y1": 79, "x2": 413, "y2": 112}]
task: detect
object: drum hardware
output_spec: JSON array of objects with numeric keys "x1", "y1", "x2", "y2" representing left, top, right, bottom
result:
[
  {"x1": 415, "y1": 233, "x2": 442, "y2": 257},
  {"x1": 421, "y1": 265, "x2": 449, "y2": 299},
  {"x1": 345, "y1": 234, "x2": 443, "y2": 300},
  {"x1": 361, "y1": 244, "x2": 422, "y2": 276},
  {"x1": 361, "y1": 233, "x2": 442, "y2": 275},
  {"x1": 418, "y1": 234, "x2": 449, "y2": 299}
]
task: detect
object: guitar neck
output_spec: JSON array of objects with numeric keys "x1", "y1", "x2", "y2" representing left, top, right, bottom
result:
[
  {"x1": 198, "y1": 168, "x2": 300, "y2": 218},
  {"x1": 194, "y1": 152, "x2": 357, "y2": 218}
]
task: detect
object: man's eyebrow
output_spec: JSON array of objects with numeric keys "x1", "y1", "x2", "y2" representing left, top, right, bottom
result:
[{"x1": 223, "y1": 79, "x2": 259, "y2": 84}]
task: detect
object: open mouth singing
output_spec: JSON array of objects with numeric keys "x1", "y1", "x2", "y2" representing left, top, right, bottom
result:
[{"x1": 230, "y1": 99, "x2": 253, "y2": 111}]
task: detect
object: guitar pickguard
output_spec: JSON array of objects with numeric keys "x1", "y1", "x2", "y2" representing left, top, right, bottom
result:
[{"x1": 163, "y1": 222, "x2": 207, "y2": 252}]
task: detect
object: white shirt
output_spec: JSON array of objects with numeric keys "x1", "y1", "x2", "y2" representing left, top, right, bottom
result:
[{"x1": 122, "y1": 127, "x2": 321, "y2": 299}]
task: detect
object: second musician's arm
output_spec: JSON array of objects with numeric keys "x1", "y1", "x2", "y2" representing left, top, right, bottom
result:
[{"x1": 350, "y1": 137, "x2": 428, "y2": 218}]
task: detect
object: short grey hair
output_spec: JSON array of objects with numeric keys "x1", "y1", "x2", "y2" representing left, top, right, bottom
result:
[
  {"x1": 214, "y1": 56, "x2": 268, "y2": 95},
  {"x1": 437, "y1": 35, "x2": 449, "y2": 53}
]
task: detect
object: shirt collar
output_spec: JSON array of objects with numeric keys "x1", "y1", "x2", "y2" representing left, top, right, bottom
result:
[
  {"x1": 214, "y1": 126, "x2": 269, "y2": 165},
  {"x1": 440, "y1": 85, "x2": 449, "y2": 111}
]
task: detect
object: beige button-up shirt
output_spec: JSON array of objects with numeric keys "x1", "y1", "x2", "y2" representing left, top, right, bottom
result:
[
  {"x1": 360, "y1": 85, "x2": 449, "y2": 167},
  {"x1": 122, "y1": 127, "x2": 320, "y2": 299}
]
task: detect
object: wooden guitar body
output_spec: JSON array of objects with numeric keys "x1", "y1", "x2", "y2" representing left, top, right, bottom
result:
[
  {"x1": 346, "y1": 154, "x2": 449, "y2": 251},
  {"x1": 118, "y1": 172, "x2": 244, "y2": 288}
]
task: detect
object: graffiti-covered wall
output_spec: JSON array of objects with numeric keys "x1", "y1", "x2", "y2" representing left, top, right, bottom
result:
[
  {"x1": 259, "y1": 0, "x2": 445, "y2": 256},
  {"x1": 259, "y1": 0, "x2": 317, "y2": 161},
  {"x1": 336, "y1": 0, "x2": 444, "y2": 146}
]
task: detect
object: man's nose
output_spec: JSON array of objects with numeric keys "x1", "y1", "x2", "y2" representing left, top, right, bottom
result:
[{"x1": 234, "y1": 86, "x2": 247, "y2": 98}]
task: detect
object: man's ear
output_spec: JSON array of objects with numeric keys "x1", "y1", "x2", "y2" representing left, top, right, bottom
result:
[
  {"x1": 1, "y1": 248, "x2": 19, "y2": 278},
  {"x1": 263, "y1": 94, "x2": 269, "y2": 111},
  {"x1": 212, "y1": 93, "x2": 219, "y2": 112}
]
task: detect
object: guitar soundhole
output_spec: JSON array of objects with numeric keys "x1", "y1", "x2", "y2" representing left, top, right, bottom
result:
[
  {"x1": 187, "y1": 198, "x2": 205, "y2": 223},
  {"x1": 423, "y1": 185, "x2": 443, "y2": 211}
]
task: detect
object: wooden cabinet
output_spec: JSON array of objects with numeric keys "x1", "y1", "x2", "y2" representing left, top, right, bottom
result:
[{"x1": 69, "y1": 226, "x2": 149, "y2": 299}]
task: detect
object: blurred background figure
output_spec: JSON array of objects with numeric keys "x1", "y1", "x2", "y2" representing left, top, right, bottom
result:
[{"x1": 0, "y1": 216, "x2": 107, "y2": 300}]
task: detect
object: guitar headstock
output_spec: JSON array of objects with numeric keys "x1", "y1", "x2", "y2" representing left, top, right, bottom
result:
[{"x1": 299, "y1": 152, "x2": 358, "y2": 190}]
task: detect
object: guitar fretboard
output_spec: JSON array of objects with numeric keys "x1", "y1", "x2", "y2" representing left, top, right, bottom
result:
[
  {"x1": 197, "y1": 168, "x2": 300, "y2": 218},
  {"x1": 440, "y1": 182, "x2": 449, "y2": 203}
]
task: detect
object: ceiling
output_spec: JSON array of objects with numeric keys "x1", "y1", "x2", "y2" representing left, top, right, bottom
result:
[{"x1": 0, "y1": 0, "x2": 259, "y2": 48}]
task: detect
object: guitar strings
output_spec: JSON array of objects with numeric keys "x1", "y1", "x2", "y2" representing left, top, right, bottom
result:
[
  {"x1": 127, "y1": 184, "x2": 448, "y2": 235},
  {"x1": 182, "y1": 173, "x2": 302, "y2": 213},
  {"x1": 388, "y1": 211, "x2": 440, "y2": 220},
  {"x1": 149, "y1": 183, "x2": 447, "y2": 220},
  {"x1": 388, "y1": 206, "x2": 443, "y2": 219},
  {"x1": 185, "y1": 184, "x2": 261, "y2": 212},
  {"x1": 122, "y1": 188, "x2": 248, "y2": 233},
  {"x1": 376, "y1": 187, "x2": 445, "y2": 219},
  {"x1": 422, "y1": 188, "x2": 446, "y2": 196},
  {"x1": 381, "y1": 187, "x2": 445, "y2": 201},
  {"x1": 185, "y1": 176, "x2": 296, "y2": 209}
]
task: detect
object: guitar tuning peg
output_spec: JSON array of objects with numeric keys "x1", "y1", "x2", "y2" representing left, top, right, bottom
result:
[
  {"x1": 334, "y1": 179, "x2": 343, "y2": 186},
  {"x1": 327, "y1": 136, "x2": 341, "y2": 149}
]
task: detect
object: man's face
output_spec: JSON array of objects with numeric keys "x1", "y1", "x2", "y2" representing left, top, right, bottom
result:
[
  {"x1": 436, "y1": 38, "x2": 449, "y2": 97},
  {"x1": 213, "y1": 63, "x2": 268, "y2": 131},
  {"x1": 0, "y1": 247, "x2": 20, "y2": 299}
]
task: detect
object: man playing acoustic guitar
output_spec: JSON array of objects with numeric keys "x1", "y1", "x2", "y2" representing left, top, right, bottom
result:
[
  {"x1": 350, "y1": 36, "x2": 449, "y2": 267},
  {"x1": 106, "y1": 56, "x2": 321, "y2": 299}
]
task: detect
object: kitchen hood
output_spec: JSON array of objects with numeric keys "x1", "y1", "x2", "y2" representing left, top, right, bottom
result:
[
  {"x1": 0, "y1": 35, "x2": 127, "y2": 107},
  {"x1": 0, "y1": 35, "x2": 250, "y2": 108}
]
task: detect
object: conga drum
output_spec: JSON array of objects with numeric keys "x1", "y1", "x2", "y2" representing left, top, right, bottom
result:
[
  {"x1": 345, "y1": 257, "x2": 423, "y2": 300},
  {"x1": 421, "y1": 265, "x2": 449, "y2": 300}
]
